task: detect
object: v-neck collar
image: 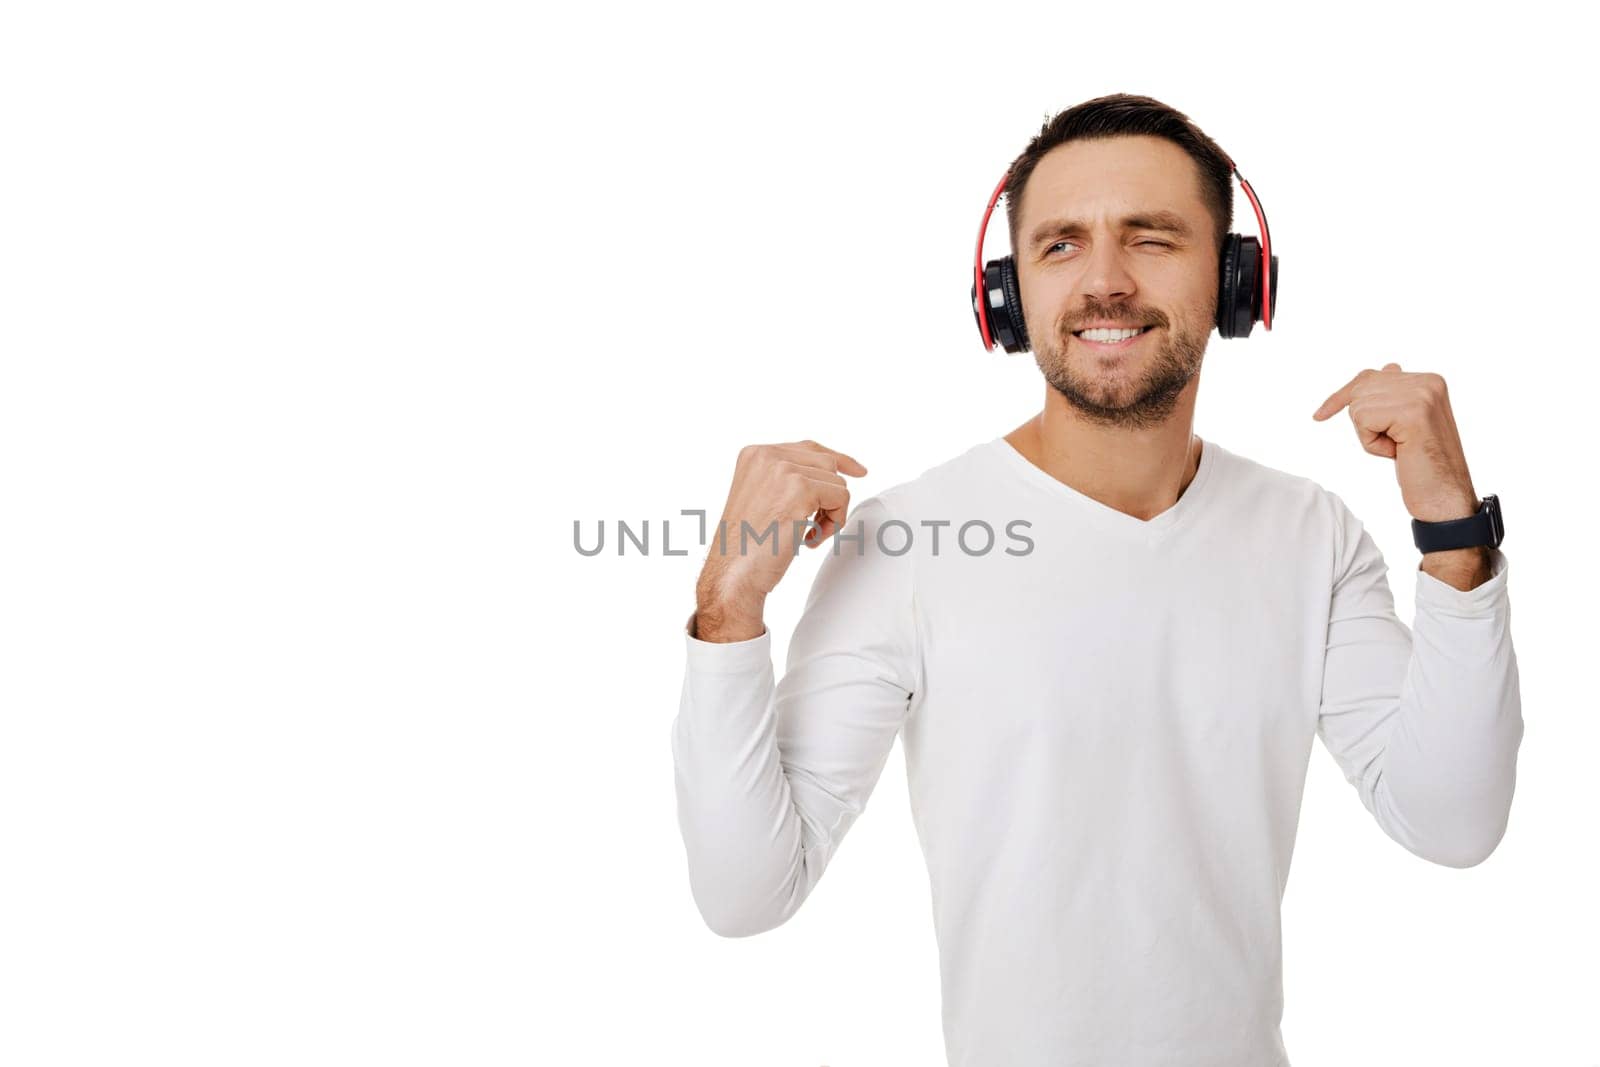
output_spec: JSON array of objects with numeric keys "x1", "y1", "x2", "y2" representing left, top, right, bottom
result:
[{"x1": 990, "y1": 433, "x2": 1221, "y2": 543}]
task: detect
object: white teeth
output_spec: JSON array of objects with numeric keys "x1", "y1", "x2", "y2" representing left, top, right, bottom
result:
[{"x1": 1078, "y1": 327, "x2": 1145, "y2": 342}]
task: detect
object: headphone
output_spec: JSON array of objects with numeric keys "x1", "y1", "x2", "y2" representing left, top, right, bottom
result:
[{"x1": 970, "y1": 151, "x2": 1278, "y2": 353}]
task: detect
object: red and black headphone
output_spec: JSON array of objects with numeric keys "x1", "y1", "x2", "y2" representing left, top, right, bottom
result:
[{"x1": 970, "y1": 151, "x2": 1278, "y2": 353}]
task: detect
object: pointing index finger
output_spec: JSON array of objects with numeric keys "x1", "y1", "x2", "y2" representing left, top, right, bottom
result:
[
  {"x1": 1311, "y1": 372, "x2": 1363, "y2": 421},
  {"x1": 791, "y1": 439, "x2": 868, "y2": 477}
]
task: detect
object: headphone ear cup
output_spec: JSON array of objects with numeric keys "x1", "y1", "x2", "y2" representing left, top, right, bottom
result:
[
  {"x1": 998, "y1": 256, "x2": 1030, "y2": 353},
  {"x1": 1216, "y1": 233, "x2": 1261, "y2": 339},
  {"x1": 1267, "y1": 254, "x2": 1278, "y2": 323},
  {"x1": 975, "y1": 256, "x2": 1029, "y2": 353},
  {"x1": 1216, "y1": 232, "x2": 1239, "y2": 338}
]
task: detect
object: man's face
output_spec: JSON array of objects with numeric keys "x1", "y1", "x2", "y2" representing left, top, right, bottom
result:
[{"x1": 1015, "y1": 135, "x2": 1220, "y2": 430}]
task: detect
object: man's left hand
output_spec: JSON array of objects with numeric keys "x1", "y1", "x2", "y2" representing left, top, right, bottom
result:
[{"x1": 1311, "y1": 362, "x2": 1480, "y2": 522}]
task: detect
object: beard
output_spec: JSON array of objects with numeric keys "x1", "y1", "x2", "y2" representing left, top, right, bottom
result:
[{"x1": 1032, "y1": 308, "x2": 1209, "y2": 431}]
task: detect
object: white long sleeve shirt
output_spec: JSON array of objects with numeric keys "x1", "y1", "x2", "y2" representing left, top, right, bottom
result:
[{"x1": 670, "y1": 435, "x2": 1522, "y2": 1067}]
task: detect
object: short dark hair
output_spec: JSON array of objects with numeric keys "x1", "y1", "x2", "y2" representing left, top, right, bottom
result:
[{"x1": 1003, "y1": 93, "x2": 1234, "y2": 261}]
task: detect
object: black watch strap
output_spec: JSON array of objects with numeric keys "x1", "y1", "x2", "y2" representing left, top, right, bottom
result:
[{"x1": 1412, "y1": 494, "x2": 1504, "y2": 553}]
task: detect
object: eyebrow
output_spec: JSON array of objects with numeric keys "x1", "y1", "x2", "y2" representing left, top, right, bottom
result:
[{"x1": 1027, "y1": 209, "x2": 1194, "y2": 250}]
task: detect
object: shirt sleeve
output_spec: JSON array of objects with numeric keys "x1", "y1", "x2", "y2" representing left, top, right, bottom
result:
[
  {"x1": 669, "y1": 494, "x2": 922, "y2": 937},
  {"x1": 1314, "y1": 493, "x2": 1523, "y2": 868}
]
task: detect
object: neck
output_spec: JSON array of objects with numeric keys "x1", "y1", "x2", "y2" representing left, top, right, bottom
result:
[{"x1": 1004, "y1": 380, "x2": 1204, "y2": 522}]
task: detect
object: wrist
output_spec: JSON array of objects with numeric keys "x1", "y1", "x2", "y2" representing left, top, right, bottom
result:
[
  {"x1": 691, "y1": 601, "x2": 767, "y2": 643},
  {"x1": 1408, "y1": 487, "x2": 1479, "y2": 523},
  {"x1": 1418, "y1": 545, "x2": 1494, "y2": 591},
  {"x1": 692, "y1": 575, "x2": 765, "y2": 642}
]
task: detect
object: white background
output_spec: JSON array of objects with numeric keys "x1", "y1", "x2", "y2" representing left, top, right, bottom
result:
[{"x1": 2, "y1": 2, "x2": 1595, "y2": 1065}]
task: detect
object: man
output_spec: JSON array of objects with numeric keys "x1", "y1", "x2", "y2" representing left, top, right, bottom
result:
[{"x1": 669, "y1": 93, "x2": 1520, "y2": 1067}]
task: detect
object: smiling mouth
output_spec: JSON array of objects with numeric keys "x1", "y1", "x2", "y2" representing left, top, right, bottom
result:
[{"x1": 1072, "y1": 325, "x2": 1157, "y2": 347}]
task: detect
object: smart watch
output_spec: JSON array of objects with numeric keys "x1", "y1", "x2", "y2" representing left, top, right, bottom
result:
[{"x1": 1411, "y1": 494, "x2": 1504, "y2": 553}]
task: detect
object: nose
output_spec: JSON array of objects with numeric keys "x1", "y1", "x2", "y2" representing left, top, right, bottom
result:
[{"x1": 1077, "y1": 235, "x2": 1137, "y2": 304}]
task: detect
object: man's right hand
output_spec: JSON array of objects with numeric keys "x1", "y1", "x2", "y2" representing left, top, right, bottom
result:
[{"x1": 693, "y1": 440, "x2": 869, "y2": 643}]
